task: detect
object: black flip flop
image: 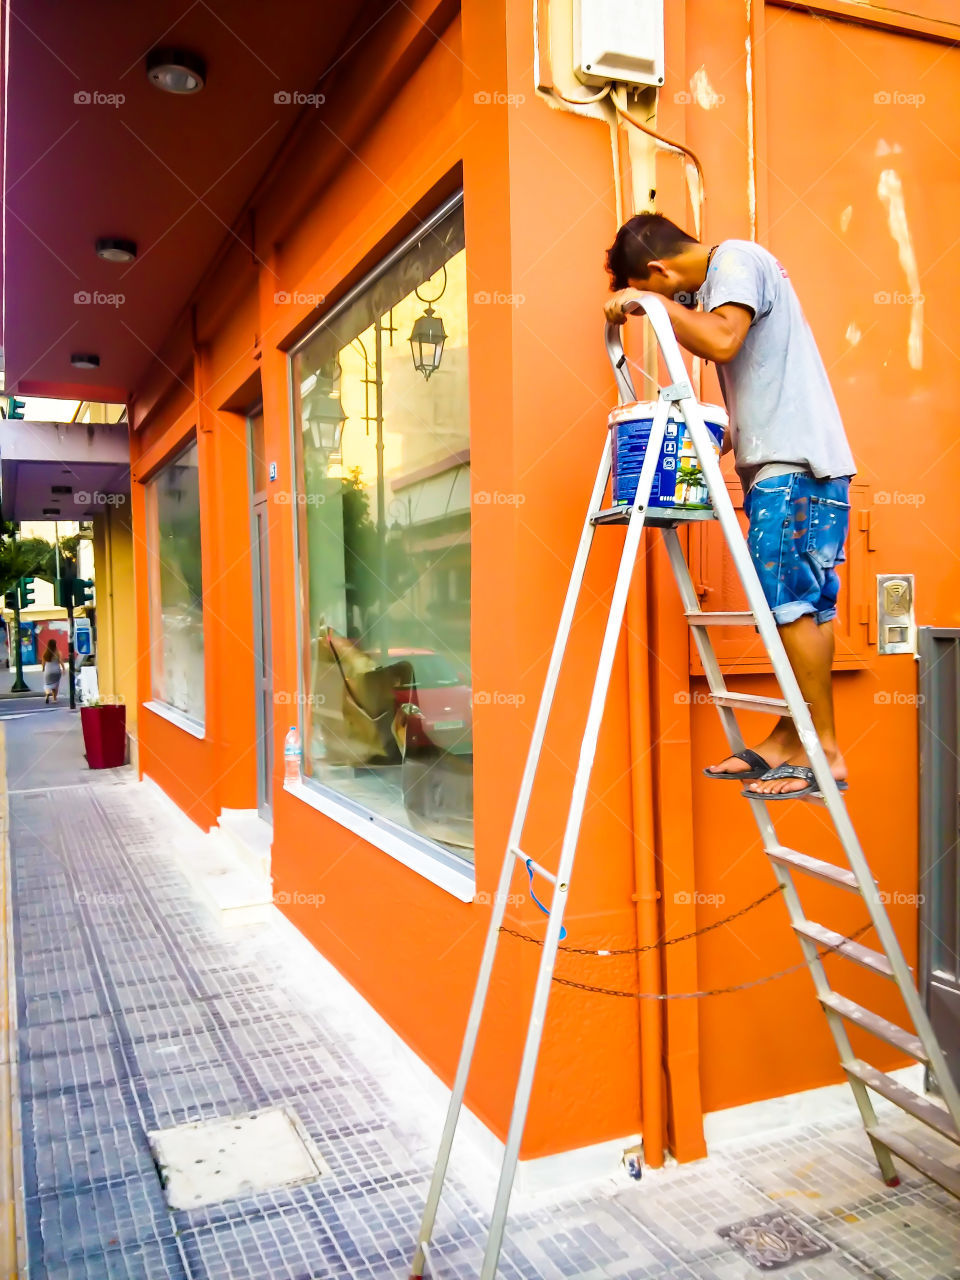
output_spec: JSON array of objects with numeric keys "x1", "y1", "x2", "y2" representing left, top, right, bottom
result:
[
  {"x1": 703, "y1": 748, "x2": 771, "y2": 782},
  {"x1": 741, "y1": 763, "x2": 849, "y2": 801}
]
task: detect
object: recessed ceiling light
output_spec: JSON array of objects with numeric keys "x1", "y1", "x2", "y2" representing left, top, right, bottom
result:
[
  {"x1": 71, "y1": 354, "x2": 100, "y2": 369},
  {"x1": 42, "y1": 508, "x2": 60, "y2": 516},
  {"x1": 51, "y1": 485, "x2": 73, "y2": 495},
  {"x1": 146, "y1": 47, "x2": 206, "y2": 95},
  {"x1": 96, "y1": 237, "x2": 137, "y2": 263}
]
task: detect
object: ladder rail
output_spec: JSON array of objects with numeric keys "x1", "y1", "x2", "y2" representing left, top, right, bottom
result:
[
  {"x1": 477, "y1": 396, "x2": 675, "y2": 1280},
  {"x1": 624, "y1": 288, "x2": 960, "y2": 1133},
  {"x1": 411, "y1": 428, "x2": 616, "y2": 1276}
]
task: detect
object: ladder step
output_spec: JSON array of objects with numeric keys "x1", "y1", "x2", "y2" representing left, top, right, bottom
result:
[
  {"x1": 510, "y1": 847, "x2": 556, "y2": 884},
  {"x1": 866, "y1": 1124, "x2": 960, "y2": 1199},
  {"x1": 768, "y1": 847, "x2": 861, "y2": 892},
  {"x1": 685, "y1": 611, "x2": 757, "y2": 626},
  {"x1": 710, "y1": 691, "x2": 791, "y2": 715},
  {"x1": 819, "y1": 993, "x2": 927, "y2": 1062},
  {"x1": 792, "y1": 920, "x2": 895, "y2": 978},
  {"x1": 846, "y1": 1060, "x2": 959, "y2": 1145}
]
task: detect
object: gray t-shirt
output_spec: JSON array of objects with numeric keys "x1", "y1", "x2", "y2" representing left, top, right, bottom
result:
[{"x1": 697, "y1": 240, "x2": 856, "y2": 491}]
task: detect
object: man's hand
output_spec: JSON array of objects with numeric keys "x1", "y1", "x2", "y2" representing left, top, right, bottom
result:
[{"x1": 603, "y1": 289, "x2": 645, "y2": 325}]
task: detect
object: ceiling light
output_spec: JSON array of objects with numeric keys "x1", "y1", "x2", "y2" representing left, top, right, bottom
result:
[
  {"x1": 96, "y1": 237, "x2": 137, "y2": 263},
  {"x1": 146, "y1": 47, "x2": 206, "y2": 95},
  {"x1": 71, "y1": 354, "x2": 100, "y2": 369}
]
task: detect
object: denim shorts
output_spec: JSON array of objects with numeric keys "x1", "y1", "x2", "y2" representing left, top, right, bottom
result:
[{"x1": 743, "y1": 473, "x2": 851, "y2": 625}]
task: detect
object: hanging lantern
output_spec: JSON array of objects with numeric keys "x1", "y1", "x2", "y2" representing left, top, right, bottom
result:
[
  {"x1": 302, "y1": 358, "x2": 347, "y2": 452},
  {"x1": 409, "y1": 305, "x2": 447, "y2": 381}
]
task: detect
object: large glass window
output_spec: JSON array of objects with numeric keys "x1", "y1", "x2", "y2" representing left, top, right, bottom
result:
[
  {"x1": 292, "y1": 202, "x2": 472, "y2": 857},
  {"x1": 146, "y1": 439, "x2": 205, "y2": 726}
]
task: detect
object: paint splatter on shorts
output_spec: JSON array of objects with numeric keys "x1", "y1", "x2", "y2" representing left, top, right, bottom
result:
[{"x1": 742, "y1": 473, "x2": 851, "y2": 625}]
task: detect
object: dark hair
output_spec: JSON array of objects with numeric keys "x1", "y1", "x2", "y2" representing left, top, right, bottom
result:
[{"x1": 605, "y1": 212, "x2": 699, "y2": 290}]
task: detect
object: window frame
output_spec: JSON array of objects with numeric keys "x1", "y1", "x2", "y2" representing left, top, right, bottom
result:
[
  {"x1": 284, "y1": 190, "x2": 474, "y2": 898},
  {"x1": 144, "y1": 432, "x2": 206, "y2": 736}
]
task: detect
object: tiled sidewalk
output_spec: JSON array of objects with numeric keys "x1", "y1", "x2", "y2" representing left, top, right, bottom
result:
[{"x1": 7, "y1": 735, "x2": 960, "y2": 1278}]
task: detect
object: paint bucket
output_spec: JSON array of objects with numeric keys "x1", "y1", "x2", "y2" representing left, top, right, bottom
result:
[{"x1": 607, "y1": 400, "x2": 727, "y2": 512}]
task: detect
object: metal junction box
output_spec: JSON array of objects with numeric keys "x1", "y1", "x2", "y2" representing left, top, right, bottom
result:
[
  {"x1": 573, "y1": 0, "x2": 665, "y2": 88},
  {"x1": 877, "y1": 573, "x2": 916, "y2": 655}
]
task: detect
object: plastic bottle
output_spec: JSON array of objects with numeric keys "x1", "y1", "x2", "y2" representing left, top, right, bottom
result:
[{"x1": 283, "y1": 725, "x2": 302, "y2": 783}]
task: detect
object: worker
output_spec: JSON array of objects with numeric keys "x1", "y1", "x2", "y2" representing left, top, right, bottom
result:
[{"x1": 604, "y1": 212, "x2": 855, "y2": 800}]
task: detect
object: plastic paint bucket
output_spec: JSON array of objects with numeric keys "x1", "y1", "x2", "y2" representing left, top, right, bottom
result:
[{"x1": 607, "y1": 400, "x2": 727, "y2": 512}]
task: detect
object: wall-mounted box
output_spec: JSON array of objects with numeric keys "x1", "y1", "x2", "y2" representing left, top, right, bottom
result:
[{"x1": 573, "y1": 0, "x2": 665, "y2": 88}]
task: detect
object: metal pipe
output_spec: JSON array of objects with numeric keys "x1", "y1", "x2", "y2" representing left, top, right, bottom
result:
[{"x1": 626, "y1": 550, "x2": 665, "y2": 1167}]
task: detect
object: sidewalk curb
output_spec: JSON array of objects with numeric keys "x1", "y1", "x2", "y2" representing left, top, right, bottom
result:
[{"x1": 0, "y1": 723, "x2": 28, "y2": 1277}]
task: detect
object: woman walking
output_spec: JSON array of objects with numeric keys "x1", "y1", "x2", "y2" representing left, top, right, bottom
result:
[{"x1": 42, "y1": 639, "x2": 63, "y2": 704}]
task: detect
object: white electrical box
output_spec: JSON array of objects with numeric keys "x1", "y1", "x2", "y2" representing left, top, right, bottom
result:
[{"x1": 573, "y1": 0, "x2": 665, "y2": 89}]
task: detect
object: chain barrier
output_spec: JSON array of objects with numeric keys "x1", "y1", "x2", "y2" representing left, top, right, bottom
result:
[
  {"x1": 499, "y1": 891, "x2": 877, "y2": 999},
  {"x1": 499, "y1": 883, "x2": 786, "y2": 956}
]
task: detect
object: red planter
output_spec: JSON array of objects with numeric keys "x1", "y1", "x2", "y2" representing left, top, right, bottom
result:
[{"x1": 80, "y1": 704, "x2": 127, "y2": 769}]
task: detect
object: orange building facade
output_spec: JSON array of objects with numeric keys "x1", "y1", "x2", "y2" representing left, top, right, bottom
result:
[{"x1": 4, "y1": 0, "x2": 959, "y2": 1173}]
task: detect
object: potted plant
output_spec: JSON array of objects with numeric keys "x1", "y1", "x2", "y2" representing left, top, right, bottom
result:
[{"x1": 80, "y1": 696, "x2": 127, "y2": 769}]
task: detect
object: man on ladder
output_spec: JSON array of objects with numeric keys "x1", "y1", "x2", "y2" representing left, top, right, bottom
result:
[{"x1": 604, "y1": 212, "x2": 856, "y2": 801}]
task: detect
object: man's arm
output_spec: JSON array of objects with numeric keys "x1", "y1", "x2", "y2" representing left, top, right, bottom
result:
[{"x1": 604, "y1": 291, "x2": 753, "y2": 364}]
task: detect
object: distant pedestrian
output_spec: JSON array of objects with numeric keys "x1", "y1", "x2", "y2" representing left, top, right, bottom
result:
[{"x1": 42, "y1": 640, "x2": 63, "y2": 704}]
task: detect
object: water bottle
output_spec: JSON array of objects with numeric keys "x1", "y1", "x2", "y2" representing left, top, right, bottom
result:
[{"x1": 283, "y1": 725, "x2": 302, "y2": 783}]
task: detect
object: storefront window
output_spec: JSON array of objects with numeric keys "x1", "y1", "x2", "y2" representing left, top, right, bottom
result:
[
  {"x1": 146, "y1": 439, "x2": 205, "y2": 726},
  {"x1": 292, "y1": 202, "x2": 472, "y2": 857}
]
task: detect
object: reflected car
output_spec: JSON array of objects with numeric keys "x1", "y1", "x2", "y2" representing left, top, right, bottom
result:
[{"x1": 388, "y1": 648, "x2": 472, "y2": 753}]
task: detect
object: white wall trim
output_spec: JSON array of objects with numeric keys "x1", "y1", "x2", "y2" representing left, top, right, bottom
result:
[
  {"x1": 283, "y1": 777, "x2": 475, "y2": 903},
  {"x1": 143, "y1": 699, "x2": 205, "y2": 740}
]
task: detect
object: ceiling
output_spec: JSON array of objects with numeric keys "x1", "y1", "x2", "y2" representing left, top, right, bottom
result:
[
  {"x1": 0, "y1": 420, "x2": 130, "y2": 520},
  {"x1": 2, "y1": 0, "x2": 362, "y2": 402}
]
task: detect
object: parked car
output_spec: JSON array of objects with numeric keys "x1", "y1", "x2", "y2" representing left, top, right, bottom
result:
[{"x1": 388, "y1": 648, "x2": 472, "y2": 754}]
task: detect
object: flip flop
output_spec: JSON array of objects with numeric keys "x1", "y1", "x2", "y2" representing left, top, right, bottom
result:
[
  {"x1": 703, "y1": 748, "x2": 771, "y2": 781},
  {"x1": 741, "y1": 763, "x2": 849, "y2": 801}
]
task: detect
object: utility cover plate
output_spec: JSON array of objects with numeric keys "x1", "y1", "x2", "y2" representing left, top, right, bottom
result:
[
  {"x1": 717, "y1": 1211, "x2": 831, "y2": 1271},
  {"x1": 149, "y1": 1107, "x2": 329, "y2": 1208}
]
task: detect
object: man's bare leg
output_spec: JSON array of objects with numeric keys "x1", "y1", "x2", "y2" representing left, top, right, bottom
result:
[{"x1": 745, "y1": 615, "x2": 846, "y2": 795}]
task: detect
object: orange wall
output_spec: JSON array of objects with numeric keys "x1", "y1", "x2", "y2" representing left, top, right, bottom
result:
[{"x1": 130, "y1": 0, "x2": 960, "y2": 1162}]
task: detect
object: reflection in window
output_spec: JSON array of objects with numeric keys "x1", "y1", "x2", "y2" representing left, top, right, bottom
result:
[
  {"x1": 292, "y1": 204, "x2": 472, "y2": 857},
  {"x1": 146, "y1": 439, "x2": 205, "y2": 726}
]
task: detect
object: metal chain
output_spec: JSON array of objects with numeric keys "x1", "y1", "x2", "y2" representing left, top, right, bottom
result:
[
  {"x1": 499, "y1": 883, "x2": 786, "y2": 956},
  {"x1": 500, "y1": 921, "x2": 875, "y2": 1001}
]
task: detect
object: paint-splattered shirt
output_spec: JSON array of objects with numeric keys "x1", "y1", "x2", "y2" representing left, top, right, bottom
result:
[{"x1": 697, "y1": 240, "x2": 856, "y2": 492}]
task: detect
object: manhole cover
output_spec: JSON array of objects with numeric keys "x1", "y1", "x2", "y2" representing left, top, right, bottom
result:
[
  {"x1": 717, "y1": 1211, "x2": 831, "y2": 1271},
  {"x1": 148, "y1": 1106, "x2": 329, "y2": 1208}
]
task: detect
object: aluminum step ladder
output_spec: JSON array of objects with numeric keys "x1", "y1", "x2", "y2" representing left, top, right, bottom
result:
[{"x1": 410, "y1": 293, "x2": 960, "y2": 1280}]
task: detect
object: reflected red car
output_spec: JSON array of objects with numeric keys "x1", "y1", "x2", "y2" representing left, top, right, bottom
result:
[{"x1": 388, "y1": 648, "x2": 472, "y2": 753}]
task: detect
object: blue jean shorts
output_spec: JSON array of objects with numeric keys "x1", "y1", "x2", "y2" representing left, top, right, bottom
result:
[{"x1": 743, "y1": 473, "x2": 851, "y2": 625}]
